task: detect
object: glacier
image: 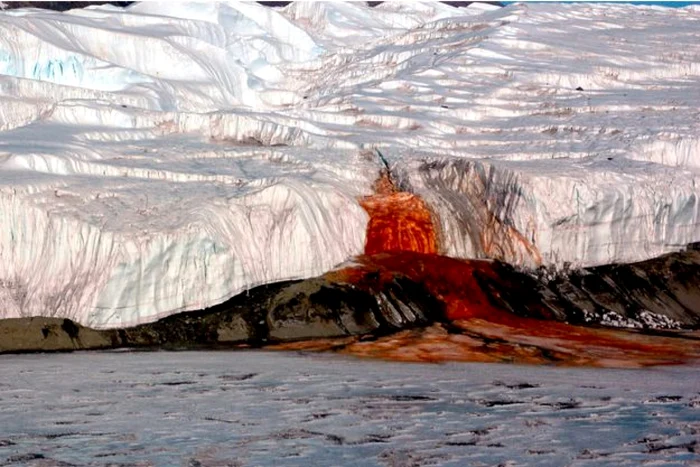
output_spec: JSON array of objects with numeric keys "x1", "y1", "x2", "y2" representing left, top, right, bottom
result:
[{"x1": 1, "y1": 1, "x2": 700, "y2": 327}]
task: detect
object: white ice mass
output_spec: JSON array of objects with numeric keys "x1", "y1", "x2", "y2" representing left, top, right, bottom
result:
[{"x1": 1, "y1": 1, "x2": 699, "y2": 327}]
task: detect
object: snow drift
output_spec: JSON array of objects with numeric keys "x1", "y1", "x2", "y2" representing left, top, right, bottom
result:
[{"x1": 1, "y1": 1, "x2": 700, "y2": 327}]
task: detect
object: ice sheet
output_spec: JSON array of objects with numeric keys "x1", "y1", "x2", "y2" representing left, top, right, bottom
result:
[{"x1": 1, "y1": 2, "x2": 700, "y2": 325}]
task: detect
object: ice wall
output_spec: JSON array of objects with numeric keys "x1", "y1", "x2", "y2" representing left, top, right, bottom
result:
[
  {"x1": 0, "y1": 135, "x2": 373, "y2": 327},
  {"x1": 1, "y1": 2, "x2": 700, "y2": 326}
]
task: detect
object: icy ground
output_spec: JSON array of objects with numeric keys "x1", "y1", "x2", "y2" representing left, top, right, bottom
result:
[
  {"x1": 0, "y1": 351, "x2": 698, "y2": 466},
  {"x1": 1, "y1": 2, "x2": 700, "y2": 326}
]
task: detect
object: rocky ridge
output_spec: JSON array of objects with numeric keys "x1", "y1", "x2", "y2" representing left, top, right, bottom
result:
[{"x1": 2, "y1": 246, "x2": 700, "y2": 367}]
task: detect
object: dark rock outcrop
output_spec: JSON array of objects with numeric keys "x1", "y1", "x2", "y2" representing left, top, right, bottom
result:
[
  {"x1": 0, "y1": 317, "x2": 117, "y2": 353},
  {"x1": 2, "y1": 245, "x2": 700, "y2": 355},
  {"x1": 0, "y1": 2, "x2": 133, "y2": 10},
  {"x1": 0, "y1": 269, "x2": 443, "y2": 354},
  {"x1": 530, "y1": 245, "x2": 700, "y2": 329}
]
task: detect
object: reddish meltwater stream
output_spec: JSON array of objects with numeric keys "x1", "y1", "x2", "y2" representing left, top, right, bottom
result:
[
  {"x1": 278, "y1": 178, "x2": 700, "y2": 367},
  {"x1": 324, "y1": 252, "x2": 700, "y2": 367},
  {"x1": 360, "y1": 192, "x2": 437, "y2": 256}
]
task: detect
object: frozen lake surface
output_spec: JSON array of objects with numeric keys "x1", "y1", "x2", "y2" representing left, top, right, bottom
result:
[{"x1": 0, "y1": 351, "x2": 699, "y2": 466}]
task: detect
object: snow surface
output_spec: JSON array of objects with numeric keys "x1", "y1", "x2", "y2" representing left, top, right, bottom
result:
[
  {"x1": 1, "y1": 2, "x2": 700, "y2": 326},
  {"x1": 0, "y1": 351, "x2": 699, "y2": 466}
]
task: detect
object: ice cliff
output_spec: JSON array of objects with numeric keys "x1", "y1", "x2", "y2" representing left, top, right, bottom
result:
[{"x1": 1, "y1": 1, "x2": 699, "y2": 327}]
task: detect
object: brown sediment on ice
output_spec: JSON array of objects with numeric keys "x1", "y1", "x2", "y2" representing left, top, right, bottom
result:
[
  {"x1": 271, "y1": 323, "x2": 700, "y2": 368},
  {"x1": 338, "y1": 317, "x2": 700, "y2": 368}
]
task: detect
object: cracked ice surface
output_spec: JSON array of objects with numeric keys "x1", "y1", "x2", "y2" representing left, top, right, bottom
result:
[
  {"x1": 0, "y1": 351, "x2": 699, "y2": 466},
  {"x1": 1, "y1": 2, "x2": 700, "y2": 326}
]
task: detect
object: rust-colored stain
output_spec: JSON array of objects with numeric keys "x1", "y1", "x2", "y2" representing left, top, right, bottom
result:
[
  {"x1": 340, "y1": 322, "x2": 700, "y2": 368},
  {"x1": 290, "y1": 252, "x2": 700, "y2": 367},
  {"x1": 359, "y1": 172, "x2": 438, "y2": 255},
  {"x1": 273, "y1": 324, "x2": 700, "y2": 368},
  {"x1": 301, "y1": 175, "x2": 700, "y2": 367},
  {"x1": 480, "y1": 210, "x2": 543, "y2": 267}
]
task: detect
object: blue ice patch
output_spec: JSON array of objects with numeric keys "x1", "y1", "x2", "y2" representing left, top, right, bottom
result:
[
  {"x1": 0, "y1": 50, "x2": 17, "y2": 77},
  {"x1": 30, "y1": 55, "x2": 84, "y2": 84}
]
